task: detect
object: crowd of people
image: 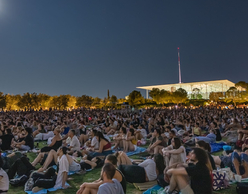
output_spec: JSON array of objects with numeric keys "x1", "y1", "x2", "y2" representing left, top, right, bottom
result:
[{"x1": 0, "y1": 106, "x2": 247, "y2": 194}]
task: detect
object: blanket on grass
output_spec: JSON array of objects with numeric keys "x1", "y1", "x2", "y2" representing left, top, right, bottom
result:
[
  {"x1": 111, "y1": 146, "x2": 146, "y2": 156},
  {"x1": 25, "y1": 183, "x2": 70, "y2": 194},
  {"x1": 142, "y1": 185, "x2": 162, "y2": 194},
  {"x1": 133, "y1": 180, "x2": 157, "y2": 191},
  {"x1": 210, "y1": 142, "x2": 227, "y2": 153},
  {"x1": 126, "y1": 147, "x2": 146, "y2": 156}
]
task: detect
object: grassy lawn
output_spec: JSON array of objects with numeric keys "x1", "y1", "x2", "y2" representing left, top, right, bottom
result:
[{"x1": 8, "y1": 142, "x2": 236, "y2": 194}]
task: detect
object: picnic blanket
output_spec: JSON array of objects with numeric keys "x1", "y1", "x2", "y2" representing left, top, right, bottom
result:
[
  {"x1": 210, "y1": 142, "x2": 227, "y2": 153},
  {"x1": 25, "y1": 183, "x2": 70, "y2": 194},
  {"x1": 143, "y1": 185, "x2": 162, "y2": 194},
  {"x1": 52, "y1": 165, "x2": 80, "y2": 175},
  {"x1": 133, "y1": 180, "x2": 158, "y2": 191},
  {"x1": 143, "y1": 185, "x2": 163, "y2": 194},
  {"x1": 111, "y1": 146, "x2": 146, "y2": 156},
  {"x1": 126, "y1": 146, "x2": 146, "y2": 156}
]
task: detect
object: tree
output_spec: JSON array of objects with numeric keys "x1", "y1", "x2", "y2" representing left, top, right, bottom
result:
[
  {"x1": 92, "y1": 97, "x2": 102, "y2": 108},
  {"x1": 191, "y1": 88, "x2": 200, "y2": 99},
  {"x1": 0, "y1": 92, "x2": 6, "y2": 109},
  {"x1": 160, "y1": 89, "x2": 171, "y2": 104},
  {"x1": 5, "y1": 94, "x2": 21, "y2": 110},
  {"x1": 209, "y1": 92, "x2": 221, "y2": 102},
  {"x1": 76, "y1": 95, "x2": 93, "y2": 108},
  {"x1": 235, "y1": 81, "x2": 248, "y2": 90},
  {"x1": 128, "y1": 90, "x2": 145, "y2": 106},
  {"x1": 110, "y1": 95, "x2": 118, "y2": 108},
  {"x1": 149, "y1": 88, "x2": 161, "y2": 104},
  {"x1": 172, "y1": 88, "x2": 188, "y2": 105},
  {"x1": 67, "y1": 95, "x2": 77, "y2": 109},
  {"x1": 18, "y1": 92, "x2": 33, "y2": 109},
  {"x1": 38, "y1": 94, "x2": 51, "y2": 109},
  {"x1": 226, "y1": 87, "x2": 240, "y2": 106}
]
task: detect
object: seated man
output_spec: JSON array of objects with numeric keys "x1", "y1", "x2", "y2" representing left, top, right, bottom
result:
[
  {"x1": 76, "y1": 155, "x2": 125, "y2": 194},
  {"x1": 97, "y1": 163, "x2": 124, "y2": 194},
  {"x1": 67, "y1": 129, "x2": 80, "y2": 154},
  {"x1": 166, "y1": 148, "x2": 212, "y2": 194}
]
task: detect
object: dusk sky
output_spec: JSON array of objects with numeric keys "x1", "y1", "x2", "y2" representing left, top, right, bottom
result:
[{"x1": 0, "y1": 0, "x2": 247, "y2": 98}]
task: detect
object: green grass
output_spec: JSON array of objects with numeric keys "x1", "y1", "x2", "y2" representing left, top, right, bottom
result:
[{"x1": 8, "y1": 142, "x2": 235, "y2": 194}]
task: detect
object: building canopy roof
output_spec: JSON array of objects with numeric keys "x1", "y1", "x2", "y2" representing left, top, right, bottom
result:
[{"x1": 137, "y1": 79, "x2": 235, "y2": 90}]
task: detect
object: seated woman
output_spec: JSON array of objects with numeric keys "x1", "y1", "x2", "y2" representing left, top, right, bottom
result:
[
  {"x1": 54, "y1": 147, "x2": 70, "y2": 189},
  {"x1": 192, "y1": 123, "x2": 202, "y2": 136},
  {"x1": 90, "y1": 132, "x2": 113, "y2": 157},
  {"x1": 13, "y1": 127, "x2": 34, "y2": 151},
  {"x1": 33, "y1": 124, "x2": 46, "y2": 138},
  {"x1": 147, "y1": 128, "x2": 165, "y2": 155},
  {"x1": 162, "y1": 137, "x2": 186, "y2": 167},
  {"x1": 79, "y1": 121, "x2": 88, "y2": 146},
  {"x1": 165, "y1": 148, "x2": 212, "y2": 194},
  {"x1": 40, "y1": 127, "x2": 62, "y2": 153},
  {"x1": 195, "y1": 140, "x2": 216, "y2": 170},
  {"x1": 118, "y1": 153, "x2": 164, "y2": 183},
  {"x1": 33, "y1": 148, "x2": 80, "y2": 173},
  {"x1": 123, "y1": 128, "x2": 136, "y2": 153},
  {"x1": 76, "y1": 154, "x2": 126, "y2": 194},
  {"x1": 195, "y1": 129, "x2": 216, "y2": 144},
  {"x1": 0, "y1": 128, "x2": 14, "y2": 151},
  {"x1": 113, "y1": 127, "x2": 126, "y2": 150}
]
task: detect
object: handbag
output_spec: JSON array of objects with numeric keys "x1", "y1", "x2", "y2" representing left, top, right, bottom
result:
[{"x1": 212, "y1": 170, "x2": 229, "y2": 191}]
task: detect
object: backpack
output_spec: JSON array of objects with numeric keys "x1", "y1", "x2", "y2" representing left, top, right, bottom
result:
[{"x1": 236, "y1": 182, "x2": 248, "y2": 194}]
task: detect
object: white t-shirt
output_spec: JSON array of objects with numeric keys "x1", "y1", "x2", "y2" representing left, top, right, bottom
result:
[
  {"x1": 0, "y1": 168, "x2": 9, "y2": 191},
  {"x1": 69, "y1": 160, "x2": 81, "y2": 172},
  {"x1": 70, "y1": 135, "x2": 80, "y2": 151},
  {"x1": 138, "y1": 159, "x2": 157, "y2": 181},
  {"x1": 91, "y1": 136, "x2": 99, "y2": 149},
  {"x1": 54, "y1": 155, "x2": 69, "y2": 188}
]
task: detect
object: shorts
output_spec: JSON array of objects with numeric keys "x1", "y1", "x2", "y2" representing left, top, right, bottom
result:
[{"x1": 181, "y1": 184, "x2": 194, "y2": 194}]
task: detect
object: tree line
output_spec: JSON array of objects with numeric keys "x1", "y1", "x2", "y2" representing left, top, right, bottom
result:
[{"x1": 0, "y1": 81, "x2": 247, "y2": 110}]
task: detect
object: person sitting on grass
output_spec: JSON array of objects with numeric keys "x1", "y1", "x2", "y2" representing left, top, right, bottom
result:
[
  {"x1": 147, "y1": 128, "x2": 165, "y2": 155},
  {"x1": 76, "y1": 154, "x2": 126, "y2": 194},
  {"x1": 54, "y1": 147, "x2": 70, "y2": 189},
  {"x1": 96, "y1": 163, "x2": 124, "y2": 194},
  {"x1": 118, "y1": 153, "x2": 164, "y2": 183},
  {"x1": 90, "y1": 132, "x2": 113, "y2": 157},
  {"x1": 0, "y1": 157, "x2": 9, "y2": 193},
  {"x1": 123, "y1": 128, "x2": 136, "y2": 153},
  {"x1": 165, "y1": 148, "x2": 212, "y2": 194},
  {"x1": 162, "y1": 137, "x2": 186, "y2": 167},
  {"x1": 12, "y1": 127, "x2": 34, "y2": 151},
  {"x1": 113, "y1": 127, "x2": 126, "y2": 150},
  {"x1": 39, "y1": 127, "x2": 62, "y2": 153}
]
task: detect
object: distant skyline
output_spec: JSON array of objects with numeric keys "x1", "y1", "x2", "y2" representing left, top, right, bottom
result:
[{"x1": 0, "y1": 0, "x2": 248, "y2": 98}]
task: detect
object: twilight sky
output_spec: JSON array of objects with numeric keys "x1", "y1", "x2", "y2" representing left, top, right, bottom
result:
[{"x1": 0, "y1": 0, "x2": 247, "y2": 98}]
